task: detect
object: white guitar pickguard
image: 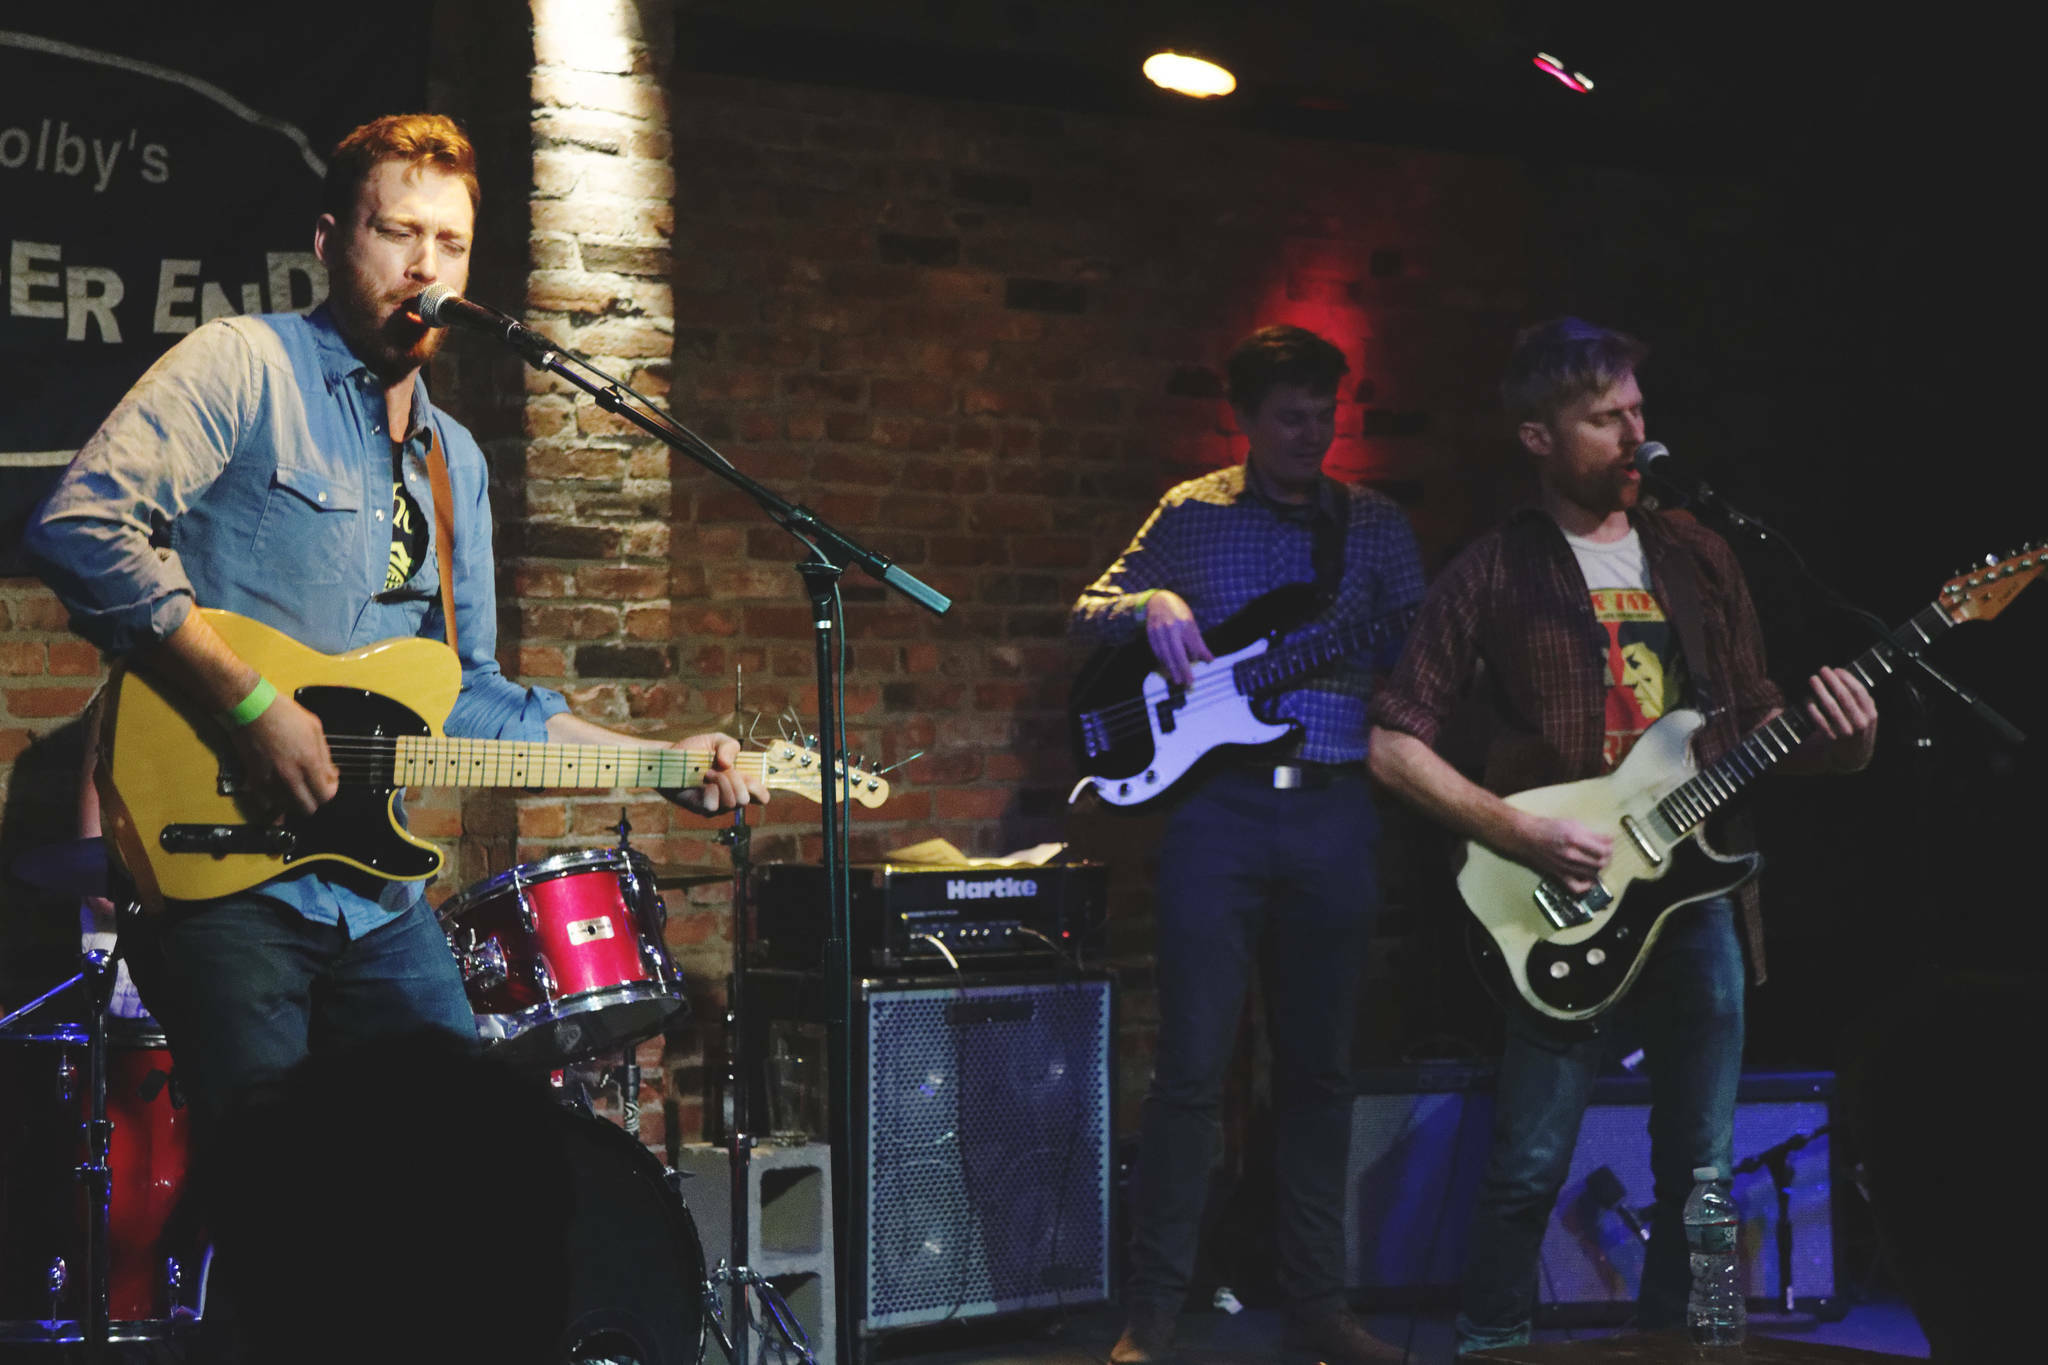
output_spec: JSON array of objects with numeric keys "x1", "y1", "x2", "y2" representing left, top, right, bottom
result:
[{"x1": 1086, "y1": 637, "x2": 1295, "y2": 806}]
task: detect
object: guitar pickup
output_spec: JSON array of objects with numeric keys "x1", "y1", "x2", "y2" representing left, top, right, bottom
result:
[
  {"x1": 1619, "y1": 815, "x2": 1663, "y2": 867},
  {"x1": 161, "y1": 825, "x2": 296, "y2": 856},
  {"x1": 1532, "y1": 877, "x2": 1611, "y2": 930}
]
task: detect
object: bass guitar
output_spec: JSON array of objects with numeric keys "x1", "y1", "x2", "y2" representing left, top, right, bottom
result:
[
  {"x1": 97, "y1": 609, "x2": 888, "y2": 907},
  {"x1": 1067, "y1": 583, "x2": 1415, "y2": 806},
  {"x1": 1461, "y1": 544, "x2": 2041, "y2": 1023}
]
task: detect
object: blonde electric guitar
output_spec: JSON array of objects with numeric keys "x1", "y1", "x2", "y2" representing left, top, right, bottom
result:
[
  {"x1": 97, "y1": 609, "x2": 889, "y2": 908},
  {"x1": 1460, "y1": 545, "x2": 2042, "y2": 1024}
]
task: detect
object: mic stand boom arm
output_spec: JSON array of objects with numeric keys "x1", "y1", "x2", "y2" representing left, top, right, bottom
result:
[
  {"x1": 1650, "y1": 469, "x2": 2023, "y2": 747},
  {"x1": 494, "y1": 330, "x2": 950, "y2": 1365}
]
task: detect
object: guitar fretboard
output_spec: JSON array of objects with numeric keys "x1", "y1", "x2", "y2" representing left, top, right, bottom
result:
[
  {"x1": 1649, "y1": 599, "x2": 1948, "y2": 839},
  {"x1": 1231, "y1": 604, "x2": 1419, "y2": 697},
  {"x1": 388, "y1": 738, "x2": 727, "y2": 790}
]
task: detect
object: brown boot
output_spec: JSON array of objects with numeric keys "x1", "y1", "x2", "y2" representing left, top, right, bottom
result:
[
  {"x1": 1281, "y1": 1304, "x2": 1405, "y2": 1364},
  {"x1": 1107, "y1": 1300, "x2": 1181, "y2": 1364}
]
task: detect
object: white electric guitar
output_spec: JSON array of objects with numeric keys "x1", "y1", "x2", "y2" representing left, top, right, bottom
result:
[{"x1": 1461, "y1": 545, "x2": 2042, "y2": 1023}]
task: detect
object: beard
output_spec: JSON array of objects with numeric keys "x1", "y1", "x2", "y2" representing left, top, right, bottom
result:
[
  {"x1": 1559, "y1": 461, "x2": 1640, "y2": 517},
  {"x1": 327, "y1": 262, "x2": 446, "y2": 380}
]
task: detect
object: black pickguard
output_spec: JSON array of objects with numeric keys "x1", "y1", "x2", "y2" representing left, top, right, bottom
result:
[
  {"x1": 1467, "y1": 834, "x2": 1761, "y2": 1033},
  {"x1": 267, "y1": 686, "x2": 439, "y2": 879}
]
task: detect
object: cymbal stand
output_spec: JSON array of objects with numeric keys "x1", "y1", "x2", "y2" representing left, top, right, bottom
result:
[
  {"x1": 0, "y1": 946, "x2": 118, "y2": 1362},
  {"x1": 612, "y1": 810, "x2": 644, "y2": 1141},
  {"x1": 78, "y1": 947, "x2": 116, "y2": 1365}
]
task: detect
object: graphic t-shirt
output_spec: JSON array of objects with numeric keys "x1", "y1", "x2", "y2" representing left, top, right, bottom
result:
[
  {"x1": 386, "y1": 444, "x2": 428, "y2": 593},
  {"x1": 1564, "y1": 527, "x2": 1687, "y2": 771}
]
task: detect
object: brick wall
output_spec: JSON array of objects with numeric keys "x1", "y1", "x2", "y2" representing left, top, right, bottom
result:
[
  {"x1": 0, "y1": 2, "x2": 1784, "y2": 1154},
  {"x1": 0, "y1": 4, "x2": 1553, "y2": 1152}
]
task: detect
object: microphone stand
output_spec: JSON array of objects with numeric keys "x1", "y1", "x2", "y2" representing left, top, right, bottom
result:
[
  {"x1": 473, "y1": 319, "x2": 950, "y2": 1365},
  {"x1": 1648, "y1": 468, "x2": 2025, "y2": 747}
]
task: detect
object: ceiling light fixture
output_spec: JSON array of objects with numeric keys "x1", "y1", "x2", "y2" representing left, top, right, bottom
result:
[
  {"x1": 1144, "y1": 51, "x2": 1237, "y2": 99},
  {"x1": 1533, "y1": 52, "x2": 1594, "y2": 93}
]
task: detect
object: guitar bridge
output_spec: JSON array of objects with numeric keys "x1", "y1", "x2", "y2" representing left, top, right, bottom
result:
[{"x1": 1532, "y1": 877, "x2": 1611, "y2": 930}]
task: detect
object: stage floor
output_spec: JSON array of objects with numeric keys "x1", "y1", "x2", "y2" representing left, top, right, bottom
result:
[{"x1": 872, "y1": 1300, "x2": 1929, "y2": 1364}]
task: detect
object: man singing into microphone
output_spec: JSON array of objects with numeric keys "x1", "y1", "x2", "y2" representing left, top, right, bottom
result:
[
  {"x1": 1366, "y1": 318, "x2": 1877, "y2": 1353},
  {"x1": 26, "y1": 114, "x2": 765, "y2": 1134}
]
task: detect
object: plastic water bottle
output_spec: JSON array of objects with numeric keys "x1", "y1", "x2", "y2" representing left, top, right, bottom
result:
[{"x1": 1683, "y1": 1165, "x2": 1745, "y2": 1345}]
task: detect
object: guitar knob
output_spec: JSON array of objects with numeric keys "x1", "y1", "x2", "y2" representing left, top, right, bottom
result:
[
  {"x1": 1585, "y1": 947, "x2": 1606, "y2": 967},
  {"x1": 1549, "y1": 961, "x2": 1570, "y2": 979}
]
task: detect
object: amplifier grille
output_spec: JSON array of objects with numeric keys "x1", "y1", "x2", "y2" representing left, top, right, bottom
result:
[{"x1": 861, "y1": 979, "x2": 1112, "y2": 1329}]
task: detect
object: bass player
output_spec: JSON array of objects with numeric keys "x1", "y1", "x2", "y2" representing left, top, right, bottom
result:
[
  {"x1": 1366, "y1": 317, "x2": 1876, "y2": 1354},
  {"x1": 1072, "y1": 324, "x2": 1424, "y2": 1365}
]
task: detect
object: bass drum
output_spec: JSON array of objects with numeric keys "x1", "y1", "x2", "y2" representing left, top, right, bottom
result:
[{"x1": 558, "y1": 1108, "x2": 706, "y2": 1365}]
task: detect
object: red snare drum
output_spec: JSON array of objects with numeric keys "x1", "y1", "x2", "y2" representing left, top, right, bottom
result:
[
  {"x1": 439, "y1": 848, "x2": 685, "y2": 1067},
  {"x1": 0, "y1": 1024, "x2": 199, "y2": 1340}
]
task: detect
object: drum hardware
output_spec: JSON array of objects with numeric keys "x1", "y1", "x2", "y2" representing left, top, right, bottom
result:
[
  {"x1": 453, "y1": 931, "x2": 509, "y2": 994},
  {"x1": 0, "y1": 949, "x2": 117, "y2": 1358}
]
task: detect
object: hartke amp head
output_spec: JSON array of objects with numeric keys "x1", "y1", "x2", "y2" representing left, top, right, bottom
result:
[{"x1": 749, "y1": 861, "x2": 1107, "y2": 974}]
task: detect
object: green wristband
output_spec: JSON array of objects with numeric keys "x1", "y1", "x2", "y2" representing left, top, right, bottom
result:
[{"x1": 222, "y1": 678, "x2": 278, "y2": 729}]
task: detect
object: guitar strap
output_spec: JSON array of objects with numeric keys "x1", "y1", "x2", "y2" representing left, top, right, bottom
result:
[
  {"x1": 1309, "y1": 477, "x2": 1350, "y2": 610},
  {"x1": 1644, "y1": 515, "x2": 1717, "y2": 717},
  {"x1": 423, "y1": 425, "x2": 460, "y2": 655}
]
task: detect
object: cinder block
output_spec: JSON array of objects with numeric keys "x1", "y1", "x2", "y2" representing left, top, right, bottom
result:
[{"x1": 677, "y1": 1140, "x2": 836, "y2": 1362}]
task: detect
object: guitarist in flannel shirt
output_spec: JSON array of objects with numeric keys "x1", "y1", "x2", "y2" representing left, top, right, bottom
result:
[{"x1": 1368, "y1": 318, "x2": 1877, "y2": 1355}]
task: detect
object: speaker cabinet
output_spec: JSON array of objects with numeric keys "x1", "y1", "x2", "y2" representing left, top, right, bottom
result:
[
  {"x1": 859, "y1": 976, "x2": 1114, "y2": 1330},
  {"x1": 744, "y1": 970, "x2": 1115, "y2": 1341},
  {"x1": 1343, "y1": 1067, "x2": 1837, "y2": 1318}
]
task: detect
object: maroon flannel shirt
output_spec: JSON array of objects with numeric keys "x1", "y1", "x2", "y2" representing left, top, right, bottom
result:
[{"x1": 1369, "y1": 506, "x2": 1785, "y2": 980}]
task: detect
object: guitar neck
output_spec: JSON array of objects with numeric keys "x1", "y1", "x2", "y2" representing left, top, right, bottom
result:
[
  {"x1": 388, "y1": 738, "x2": 746, "y2": 791},
  {"x1": 1657, "y1": 598, "x2": 1951, "y2": 836},
  {"x1": 1232, "y1": 605, "x2": 1417, "y2": 697}
]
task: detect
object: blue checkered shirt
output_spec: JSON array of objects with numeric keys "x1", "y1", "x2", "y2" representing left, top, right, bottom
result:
[{"x1": 1069, "y1": 466, "x2": 1425, "y2": 764}]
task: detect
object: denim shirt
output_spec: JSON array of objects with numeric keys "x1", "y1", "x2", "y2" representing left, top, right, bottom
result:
[{"x1": 28, "y1": 306, "x2": 567, "y2": 933}]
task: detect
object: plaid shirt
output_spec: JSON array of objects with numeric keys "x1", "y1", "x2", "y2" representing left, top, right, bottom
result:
[
  {"x1": 1369, "y1": 505, "x2": 1785, "y2": 976},
  {"x1": 1070, "y1": 465, "x2": 1426, "y2": 764}
]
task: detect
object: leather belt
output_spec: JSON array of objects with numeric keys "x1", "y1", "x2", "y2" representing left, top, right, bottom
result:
[{"x1": 1236, "y1": 760, "x2": 1359, "y2": 790}]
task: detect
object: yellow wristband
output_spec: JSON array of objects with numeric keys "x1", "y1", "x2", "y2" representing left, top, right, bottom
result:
[{"x1": 222, "y1": 678, "x2": 278, "y2": 729}]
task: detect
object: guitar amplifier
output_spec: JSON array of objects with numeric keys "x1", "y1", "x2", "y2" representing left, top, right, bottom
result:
[
  {"x1": 749, "y1": 861, "x2": 1108, "y2": 975},
  {"x1": 1343, "y1": 1067, "x2": 1840, "y2": 1319}
]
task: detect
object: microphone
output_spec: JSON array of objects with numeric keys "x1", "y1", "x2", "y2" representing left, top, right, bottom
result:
[
  {"x1": 412, "y1": 285, "x2": 555, "y2": 359},
  {"x1": 1632, "y1": 440, "x2": 1710, "y2": 506},
  {"x1": 1584, "y1": 1165, "x2": 1652, "y2": 1244}
]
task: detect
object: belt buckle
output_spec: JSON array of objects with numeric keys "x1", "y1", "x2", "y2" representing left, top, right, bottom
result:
[{"x1": 1271, "y1": 764, "x2": 1305, "y2": 790}]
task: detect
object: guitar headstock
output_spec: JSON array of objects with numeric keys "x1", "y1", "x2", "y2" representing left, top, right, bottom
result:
[
  {"x1": 755, "y1": 740, "x2": 892, "y2": 808},
  {"x1": 1939, "y1": 541, "x2": 2045, "y2": 624}
]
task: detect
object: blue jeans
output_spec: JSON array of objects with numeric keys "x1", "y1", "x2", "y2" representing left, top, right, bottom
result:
[
  {"x1": 121, "y1": 892, "x2": 477, "y2": 1131},
  {"x1": 1126, "y1": 768, "x2": 1380, "y2": 1318},
  {"x1": 1455, "y1": 899, "x2": 1746, "y2": 1355}
]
